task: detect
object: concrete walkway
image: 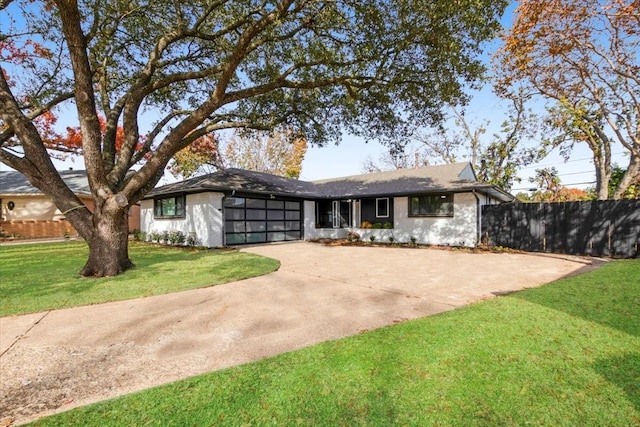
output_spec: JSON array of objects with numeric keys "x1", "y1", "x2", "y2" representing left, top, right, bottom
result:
[{"x1": 0, "y1": 243, "x2": 594, "y2": 425}]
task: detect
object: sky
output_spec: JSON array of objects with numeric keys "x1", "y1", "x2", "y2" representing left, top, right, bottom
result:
[{"x1": 1, "y1": 1, "x2": 632, "y2": 194}]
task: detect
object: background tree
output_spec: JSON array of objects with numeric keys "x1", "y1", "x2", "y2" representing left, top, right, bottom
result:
[
  {"x1": 168, "y1": 134, "x2": 222, "y2": 179},
  {"x1": 0, "y1": 0, "x2": 509, "y2": 276},
  {"x1": 517, "y1": 167, "x2": 593, "y2": 202},
  {"x1": 361, "y1": 143, "x2": 430, "y2": 173},
  {"x1": 495, "y1": 0, "x2": 640, "y2": 199},
  {"x1": 168, "y1": 130, "x2": 307, "y2": 179},
  {"x1": 363, "y1": 97, "x2": 543, "y2": 191},
  {"x1": 608, "y1": 164, "x2": 640, "y2": 199},
  {"x1": 223, "y1": 131, "x2": 307, "y2": 179}
]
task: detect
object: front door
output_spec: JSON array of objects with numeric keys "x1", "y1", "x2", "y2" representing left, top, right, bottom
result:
[{"x1": 332, "y1": 200, "x2": 352, "y2": 228}]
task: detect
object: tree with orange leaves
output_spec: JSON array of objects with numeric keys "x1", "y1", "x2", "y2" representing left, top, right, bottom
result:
[{"x1": 495, "y1": 0, "x2": 639, "y2": 200}]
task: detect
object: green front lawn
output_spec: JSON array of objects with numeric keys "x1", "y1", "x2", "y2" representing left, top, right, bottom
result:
[
  {"x1": 29, "y1": 259, "x2": 640, "y2": 426},
  {"x1": 0, "y1": 241, "x2": 279, "y2": 316}
]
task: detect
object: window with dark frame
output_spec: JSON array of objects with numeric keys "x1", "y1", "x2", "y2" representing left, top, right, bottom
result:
[
  {"x1": 409, "y1": 194, "x2": 454, "y2": 217},
  {"x1": 154, "y1": 195, "x2": 185, "y2": 218},
  {"x1": 376, "y1": 197, "x2": 389, "y2": 218}
]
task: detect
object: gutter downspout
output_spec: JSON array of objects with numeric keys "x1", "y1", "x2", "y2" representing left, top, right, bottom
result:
[{"x1": 472, "y1": 190, "x2": 481, "y2": 246}]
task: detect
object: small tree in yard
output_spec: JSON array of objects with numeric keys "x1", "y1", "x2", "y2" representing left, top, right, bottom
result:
[{"x1": 1, "y1": 0, "x2": 508, "y2": 277}]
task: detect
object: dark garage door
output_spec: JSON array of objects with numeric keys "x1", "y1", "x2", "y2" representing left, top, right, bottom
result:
[{"x1": 224, "y1": 196, "x2": 302, "y2": 245}]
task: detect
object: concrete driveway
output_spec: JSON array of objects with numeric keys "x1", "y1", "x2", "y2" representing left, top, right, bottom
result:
[{"x1": 0, "y1": 242, "x2": 594, "y2": 425}]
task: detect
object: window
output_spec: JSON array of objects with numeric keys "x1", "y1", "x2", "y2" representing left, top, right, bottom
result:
[
  {"x1": 154, "y1": 195, "x2": 185, "y2": 218},
  {"x1": 409, "y1": 194, "x2": 453, "y2": 217},
  {"x1": 376, "y1": 198, "x2": 389, "y2": 218}
]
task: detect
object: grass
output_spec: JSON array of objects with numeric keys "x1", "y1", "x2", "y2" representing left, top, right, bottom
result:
[
  {"x1": 28, "y1": 259, "x2": 640, "y2": 426},
  {"x1": 0, "y1": 241, "x2": 280, "y2": 316}
]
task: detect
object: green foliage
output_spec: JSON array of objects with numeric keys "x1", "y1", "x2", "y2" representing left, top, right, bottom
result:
[
  {"x1": 186, "y1": 232, "x2": 200, "y2": 247},
  {"x1": 609, "y1": 165, "x2": 640, "y2": 200},
  {"x1": 132, "y1": 229, "x2": 146, "y2": 242},
  {"x1": 4, "y1": 0, "x2": 510, "y2": 165},
  {"x1": 167, "y1": 230, "x2": 186, "y2": 246},
  {"x1": 30, "y1": 260, "x2": 640, "y2": 426},
  {"x1": 149, "y1": 231, "x2": 162, "y2": 243},
  {"x1": 0, "y1": 242, "x2": 279, "y2": 316}
]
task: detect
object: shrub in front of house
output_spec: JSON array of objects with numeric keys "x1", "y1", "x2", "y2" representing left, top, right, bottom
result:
[
  {"x1": 186, "y1": 232, "x2": 200, "y2": 247},
  {"x1": 346, "y1": 231, "x2": 361, "y2": 242},
  {"x1": 168, "y1": 230, "x2": 186, "y2": 245},
  {"x1": 149, "y1": 231, "x2": 162, "y2": 243}
]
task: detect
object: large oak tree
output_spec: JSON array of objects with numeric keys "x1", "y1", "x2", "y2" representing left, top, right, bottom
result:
[{"x1": 1, "y1": 0, "x2": 507, "y2": 276}]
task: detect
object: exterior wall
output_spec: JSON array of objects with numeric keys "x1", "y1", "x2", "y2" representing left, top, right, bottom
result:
[
  {"x1": 0, "y1": 195, "x2": 99, "y2": 239},
  {"x1": 141, "y1": 192, "x2": 224, "y2": 247},
  {"x1": 303, "y1": 200, "x2": 348, "y2": 240},
  {"x1": 391, "y1": 193, "x2": 479, "y2": 247},
  {"x1": 304, "y1": 195, "x2": 479, "y2": 246},
  {"x1": 1, "y1": 195, "x2": 62, "y2": 221}
]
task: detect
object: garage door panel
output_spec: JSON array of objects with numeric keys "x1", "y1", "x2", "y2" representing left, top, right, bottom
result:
[
  {"x1": 224, "y1": 196, "x2": 302, "y2": 245},
  {"x1": 246, "y1": 221, "x2": 267, "y2": 232},
  {"x1": 267, "y1": 210, "x2": 285, "y2": 220},
  {"x1": 246, "y1": 210, "x2": 266, "y2": 220},
  {"x1": 246, "y1": 199, "x2": 266, "y2": 209}
]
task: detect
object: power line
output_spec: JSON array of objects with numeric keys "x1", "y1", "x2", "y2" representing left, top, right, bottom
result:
[
  {"x1": 512, "y1": 180, "x2": 597, "y2": 191},
  {"x1": 519, "y1": 151, "x2": 628, "y2": 171},
  {"x1": 557, "y1": 170, "x2": 594, "y2": 177}
]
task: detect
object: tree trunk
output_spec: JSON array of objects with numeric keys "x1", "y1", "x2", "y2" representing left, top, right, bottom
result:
[
  {"x1": 612, "y1": 157, "x2": 640, "y2": 200},
  {"x1": 593, "y1": 157, "x2": 611, "y2": 200},
  {"x1": 80, "y1": 203, "x2": 133, "y2": 277}
]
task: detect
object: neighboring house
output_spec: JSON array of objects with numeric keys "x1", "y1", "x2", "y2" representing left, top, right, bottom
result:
[
  {"x1": 0, "y1": 170, "x2": 140, "y2": 239},
  {"x1": 141, "y1": 162, "x2": 514, "y2": 248}
]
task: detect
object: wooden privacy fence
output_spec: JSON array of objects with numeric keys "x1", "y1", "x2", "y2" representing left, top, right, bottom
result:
[{"x1": 481, "y1": 200, "x2": 640, "y2": 258}]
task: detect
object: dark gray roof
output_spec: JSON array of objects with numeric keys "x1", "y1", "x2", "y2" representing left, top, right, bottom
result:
[
  {"x1": 147, "y1": 168, "x2": 320, "y2": 199},
  {"x1": 147, "y1": 163, "x2": 515, "y2": 202},
  {"x1": 313, "y1": 162, "x2": 477, "y2": 198},
  {"x1": 0, "y1": 170, "x2": 91, "y2": 196}
]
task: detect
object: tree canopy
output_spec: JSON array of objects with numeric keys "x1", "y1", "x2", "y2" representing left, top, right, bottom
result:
[
  {"x1": 1, "y1": 0, "x2": 509, "y2": 276},
  {"x1": 495, "y1": 0, "x2": 640, "y2": 199}
]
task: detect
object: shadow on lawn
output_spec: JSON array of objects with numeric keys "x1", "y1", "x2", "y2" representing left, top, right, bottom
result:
[
  {"x1": 509, "y1": 260, "x2": 640, "y2": 338},
  {"x1": 594, "y1": 353, "x2": 640, "y2": 413}
]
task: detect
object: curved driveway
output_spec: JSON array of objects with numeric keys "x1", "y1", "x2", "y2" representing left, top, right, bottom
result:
[{"x1": 0, "y1": 242, "x2": 593, "y2": 424}]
